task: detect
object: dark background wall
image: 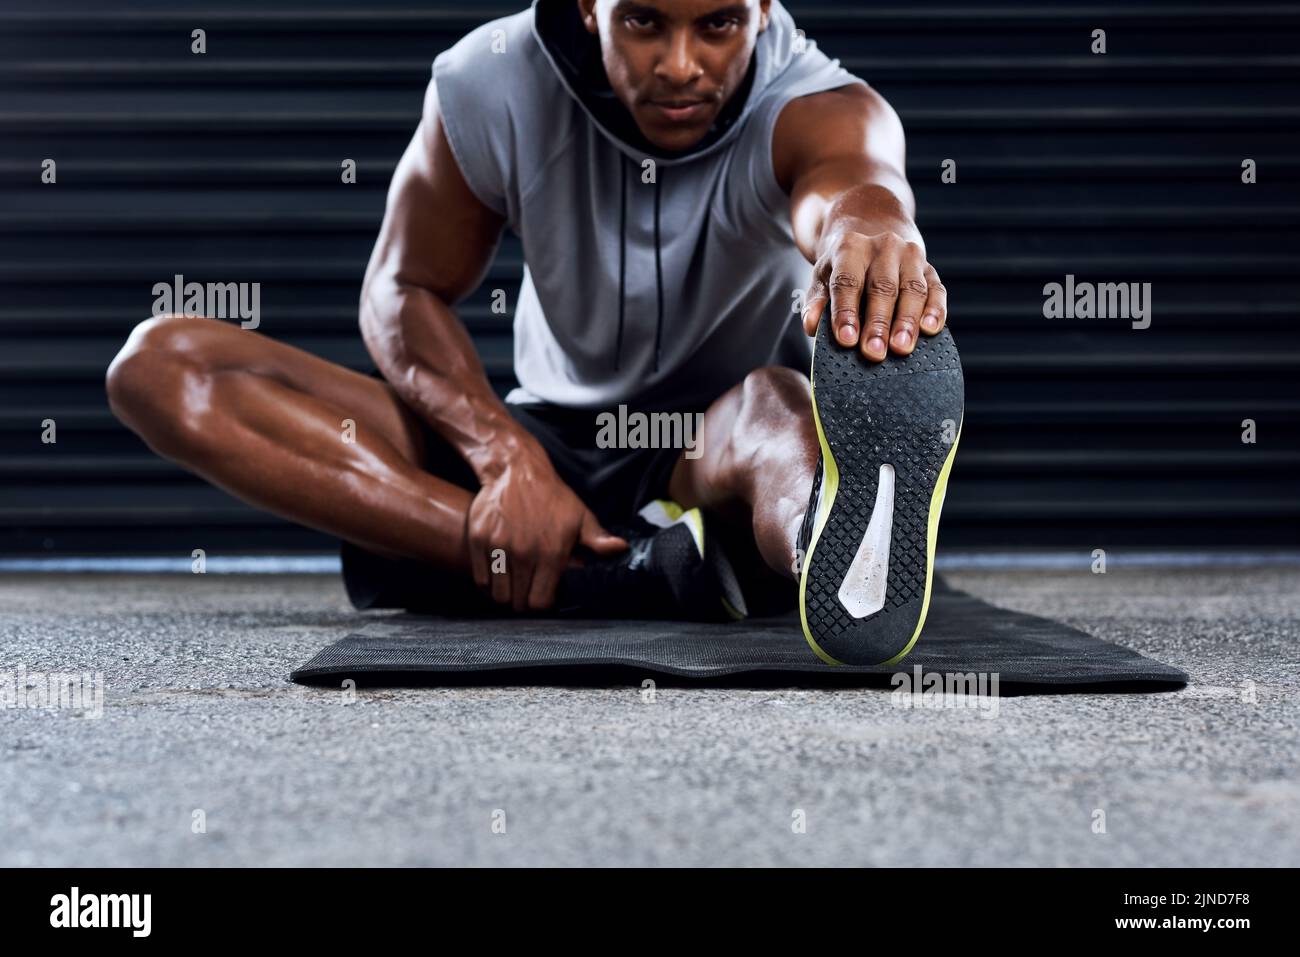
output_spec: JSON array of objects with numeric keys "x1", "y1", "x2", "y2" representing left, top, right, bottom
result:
[{"x1": 2, "y1": 0, "x2": 1297, "y2": 555}]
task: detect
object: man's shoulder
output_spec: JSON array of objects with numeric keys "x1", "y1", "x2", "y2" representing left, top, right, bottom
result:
[
  {"x1": 770, "y1": 83, "x2": 895, "y2": 191},
  {"x1": 430, "y1": 8, "x2": 571, "y2": 220},
  {"x1": 774, "y1": 83, "x2": 879, "y2": 137},
  {"x1": 433, "y1": 7, "x2": 550, "y2": 98}
]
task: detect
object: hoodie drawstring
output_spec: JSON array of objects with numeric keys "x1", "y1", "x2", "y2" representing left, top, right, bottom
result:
[
  {"x1": 652, "y1": 170, "x2": 664, "y2": 373},
  {"x1": 614, "y1": 156, "x2": 627, "y2": 372},
  {"x1": 613, "y1": 157, "x2": 665, "y2": 374}
]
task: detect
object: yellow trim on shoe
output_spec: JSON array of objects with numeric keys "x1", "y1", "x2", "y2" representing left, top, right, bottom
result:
[
  {"x1": 680, "y1": 506, "x2": 705, "y2": 558},
  {"x1": 798, "y1": 384, "x2": 963, "y2": 667},
  {"x1": 799, "y1": 353, "x2": 843, "y2": 666},
  {"x1": 881, "y1": 419, "x2": 962, "y2": 666},
  {"x1": 637, "y1": 499, "x2": 687, "y2": 530},
  {"x1": 676, "y1": 504, "x2": 744, "y2": 620},
  {"x1": 644, "y1": 500, "x2": 743, "y2": 618},
  {"x1": 658, "y1": 499, "x2": 685, "y2": 522},
  {"x1": 721, "y1": 596, "x2": 746, "y2": 620}
]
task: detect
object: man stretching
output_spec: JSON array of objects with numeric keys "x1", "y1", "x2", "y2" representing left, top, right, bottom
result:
[{"x1": 106, "y1": 0, "x2": 963, "y2": 665}]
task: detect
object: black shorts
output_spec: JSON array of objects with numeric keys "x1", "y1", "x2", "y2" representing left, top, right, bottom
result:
[{"x1": 340, "y1": 395, "x2": 697, "y2": 612}]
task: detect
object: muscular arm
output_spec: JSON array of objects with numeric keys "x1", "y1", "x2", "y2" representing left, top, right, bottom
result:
[
  {"x1": 359, "y1": 80, "x2": 526, "y2": 480},
  {"x1": 772, "y1": 84, "x2": 948, "y2": 361},
  {"x1": 360, "y1": 80, "x2": 624, "y2": 611}
]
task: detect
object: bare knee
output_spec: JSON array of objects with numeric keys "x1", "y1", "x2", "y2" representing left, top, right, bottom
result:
[
  {"x1": 712, "y1": 367, "x2": 812, "y2": 485},
  {"x1": 109, "y1": 312, "x2": 235, "y2": 396},
  {"x1": 747, "y1": 366, "x2": 807, "y2": 392},
  {"x1": 729, "y1": 367, "x2": 812, "y2": 452},
  {"x1": 107, "y1": 316, "x2": 177, "y2": 411},
  {"x1": 106, "y1": 315, "x2": 225, "y2": 453},
  {"x1": 673, "y1": 367, "x2": 813, "y2": 507}
]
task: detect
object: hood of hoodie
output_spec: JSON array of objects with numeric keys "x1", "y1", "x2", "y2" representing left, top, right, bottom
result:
[{"x1": 531, "y1": 0, "x2": 802, "y2": 167}]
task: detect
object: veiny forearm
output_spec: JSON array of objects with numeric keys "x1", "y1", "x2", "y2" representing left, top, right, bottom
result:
[
  {"x1": 359, "y1": 276, "x2": 545, "y2": 482},
  {"x1": 782, "y1": 85, "x2": 949, "y2": 360}
]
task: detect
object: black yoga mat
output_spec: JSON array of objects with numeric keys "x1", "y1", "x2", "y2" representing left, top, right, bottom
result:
[{"x1": 292, "y1": 580, "x2": 1188, "y2": 691}]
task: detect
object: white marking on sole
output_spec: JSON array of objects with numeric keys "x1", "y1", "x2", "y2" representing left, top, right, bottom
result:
[{"x1": 837, "y1": 464, "x2": 894, "y2": 618}]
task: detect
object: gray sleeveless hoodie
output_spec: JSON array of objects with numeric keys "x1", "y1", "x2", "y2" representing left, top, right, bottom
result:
[{"x1": 433, "y1": 0, "x2": 865, "y2": 409}]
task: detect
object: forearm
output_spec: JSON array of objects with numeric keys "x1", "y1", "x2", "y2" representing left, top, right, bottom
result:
[
  {"x1": 359, "y1": 276, "x2": 548, "y2": 482},
  {"x1": 781, "y1": 85, "x2": 948, "y2": 359}
]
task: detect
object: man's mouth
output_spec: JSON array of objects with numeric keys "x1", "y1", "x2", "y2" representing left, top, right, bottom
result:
[{"x1": 646, "y1": 99, "x2": 711, "y2": 123}]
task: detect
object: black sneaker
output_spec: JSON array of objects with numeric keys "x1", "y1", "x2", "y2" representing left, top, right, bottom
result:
[
  {"x1": 798, "y1": 314, "x2": 964, "y2": 665},
  {"x1": 557, "y1": 500, "x2": 747, "y2": 622}
]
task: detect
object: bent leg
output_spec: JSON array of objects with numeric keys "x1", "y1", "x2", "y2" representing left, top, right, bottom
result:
[
  {"x1": 668, "y1": 366, "x2": 817, "y2": 581},
  {"x1": 106, "y1": 315, "x2": 474, "y2": 570}
]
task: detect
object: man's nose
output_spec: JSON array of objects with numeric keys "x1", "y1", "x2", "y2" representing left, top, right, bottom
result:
[{"x1": 654, "y1": 30, "x2": 703, "y2": 86}]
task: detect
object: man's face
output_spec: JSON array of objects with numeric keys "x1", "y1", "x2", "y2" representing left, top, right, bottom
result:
[{"x1": 580, "y1": 0, "x2": 771, "y2": 152}]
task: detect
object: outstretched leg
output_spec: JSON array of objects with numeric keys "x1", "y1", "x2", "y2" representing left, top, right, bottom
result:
[{"x1": 106, "y1": 315, "x2": 474, "y2": 569}]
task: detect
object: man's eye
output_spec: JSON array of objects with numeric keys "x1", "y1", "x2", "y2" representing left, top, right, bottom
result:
[
  {"x1": 624, "y1": 15, "x2": 656, "y2": 30},
  {"x1": 702, "y1": 17, "x2": 741, "y2": 33}
]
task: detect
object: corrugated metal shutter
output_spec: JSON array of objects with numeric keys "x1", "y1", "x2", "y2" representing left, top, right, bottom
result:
[{"x1": 2, "y1": 1, "x2": 1297, "y2": 554}]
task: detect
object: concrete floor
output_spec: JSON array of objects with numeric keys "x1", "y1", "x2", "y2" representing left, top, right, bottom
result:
[{"x1": 1, "y1": 566, "x2": 1297, "y2": 866}]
